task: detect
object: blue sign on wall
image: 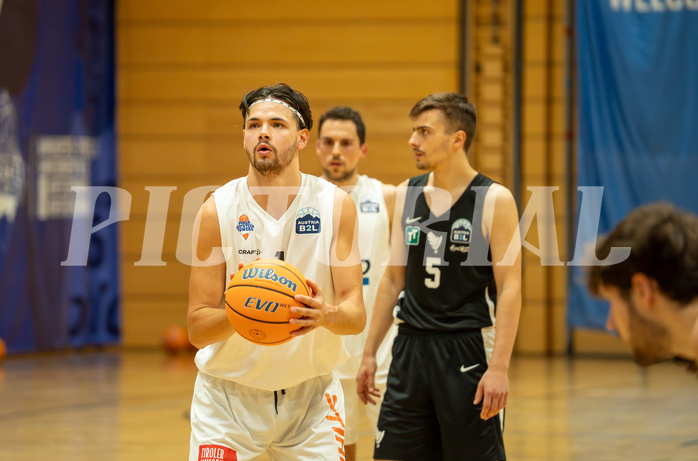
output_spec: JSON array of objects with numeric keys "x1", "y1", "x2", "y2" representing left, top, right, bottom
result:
[
  {"x1": 0, "y1": 0, "x2": 118, "y2": 352},
  {"x1": 570, "y1": 1, "x2": 698, "y2": 331}
]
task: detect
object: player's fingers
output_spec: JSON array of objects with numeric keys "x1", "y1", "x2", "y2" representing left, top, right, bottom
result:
[
  {"x1": 483, "y1": 392, "x2": 505, "y2": 420},
  {"x1": 305, "y1": 278, "x2": 321, "y2": 296},
  {"x1": 289, "y1": 314, "x2": 316, "y2": 325},
  {"x1": 473, "y1": 381, "x2": 484, "y2": 405},
  {"x1": 480, "y1": 393, "x2": 492, "y2": 419},
  {"x1": 356, "y1": 372, "x2": 370, "y2": 404},
  {"x1": 293, "y1": 294, "x2": 321, "y2": 310},
  {"x1": 230, "y1": 262, "x2": 244, "y2": 280},
  {"x1": 289, "y1": 325, "x2": 315, "y2": 337}
]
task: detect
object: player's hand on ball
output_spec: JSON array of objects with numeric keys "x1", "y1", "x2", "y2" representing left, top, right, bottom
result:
[
  {"x1": 230, "y1": 257, "x2": 261, "y2": 281},
  {"x1": 290, "y1": 279, "x2": 331, "y2": 336}
]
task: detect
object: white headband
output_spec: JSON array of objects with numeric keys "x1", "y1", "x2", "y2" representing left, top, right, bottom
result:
[{"x1": 249, "y1": 98, "x2": 306, "y2": 127}]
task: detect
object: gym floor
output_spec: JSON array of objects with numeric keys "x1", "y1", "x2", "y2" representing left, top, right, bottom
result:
[{"x1": 0, "y1": 349, "x2": 696, "y2": 460}]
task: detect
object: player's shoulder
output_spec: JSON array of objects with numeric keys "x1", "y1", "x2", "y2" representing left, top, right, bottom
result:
[
  {"x1": 358, "y1": 174, "x2": 397, "y2": 200},
  {"x1": 485, "y1": 182, "x2": 516, "y2": 206},
  {"x1": 304, "y1": 172, "x2": 337, "y2": 191},
  {"x1": 212, "y1": 176, "x2": 246, "y2": 200},
  {"x1": 381, "y1": 182, "x2": 397, "y2": 203}
]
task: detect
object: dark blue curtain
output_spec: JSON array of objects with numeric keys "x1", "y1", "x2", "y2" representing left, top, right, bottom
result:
[
  {"x1": 569, "y1": 2, "x2": 698, "y2": 330},
  {"x1": 0, "y1": 0, "x2": 118, "y2": 352}
]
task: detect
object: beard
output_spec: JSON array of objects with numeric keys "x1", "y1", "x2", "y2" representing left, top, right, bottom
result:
[
  {"x1": 246, "y1": 140, "x2": 297, "y2": 176},
  {"x1": 626, "y1": 299, "x2": 673, "y2": 367},
  {"x1": 322, "y1": 163, "x2": 358, "y2": 182},
  {"x1": 415, "y1": 139, "x2": 450, "y2": 171}
]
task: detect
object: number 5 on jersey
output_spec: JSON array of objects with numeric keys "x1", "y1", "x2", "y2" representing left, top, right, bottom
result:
[{"x1": 425, "y1": 256, "x2": 441, "y2": 289}]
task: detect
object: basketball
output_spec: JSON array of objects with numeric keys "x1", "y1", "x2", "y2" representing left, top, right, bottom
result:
[
  {"x1": 0, "y1": 337, "x2": 6, "y2": 361},
  {"x1": 161, "y1": 325, "x2": 192, "y2": 354},
  {"x1": 225, "y1": 259, "x2": 310, "y2": 346}
]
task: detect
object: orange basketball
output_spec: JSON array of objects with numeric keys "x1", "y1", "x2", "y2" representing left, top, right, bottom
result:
[
  {"x1": 0, "y1": 337, "x2": 6, "y2": 361},
  {"x1": 161, "y1": 325, "x2": 192, "y2": 354},
  {"x1": 225, "y1": 259, "x2": 310, "y2": 346}
]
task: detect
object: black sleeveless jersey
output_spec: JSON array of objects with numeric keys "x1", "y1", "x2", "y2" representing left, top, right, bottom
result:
[{"x1": 396, "y1": 172, "x2": 497, "y2": 331}]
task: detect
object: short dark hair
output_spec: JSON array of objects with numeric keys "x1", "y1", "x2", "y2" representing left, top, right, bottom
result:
[
  {"x1": 587, "y1": 202, "x2": 698, "y2": 305},
  {"x1": 409, "y1": 93, "x2": 477, "y2": 152},
  {"x1": 239, "y1": 83, "x2": 313, "y2": 131},
  {"x1": 317, "y1": 106, "x2": 366, "y2": 145}
]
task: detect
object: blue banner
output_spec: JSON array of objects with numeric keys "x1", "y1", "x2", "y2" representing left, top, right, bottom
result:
[
  {"x1": 0, "y1": 0, "x2": 118, "y2": 352},
  {"x1": 569, "y1": 1, "x2": 698, "y2": 330}
]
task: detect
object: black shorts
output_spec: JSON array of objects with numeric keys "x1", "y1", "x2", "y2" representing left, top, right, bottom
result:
[{"x1": 375, "y1": 326, "x2": 505, "y2": 461}]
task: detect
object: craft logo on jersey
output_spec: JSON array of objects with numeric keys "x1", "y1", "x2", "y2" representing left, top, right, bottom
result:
[
  {"x1": 359, "y1": 198, "x2": 379, "y2": 213},
  {"x1": 405, "y1": 225, "x2": 420, "y2": 246},
  {"x1": 295, "y1": 207, "x2": 321, "y2": 234},
  {"x1": 236, "y1": 214, "x2": 255, "y2": 240}
]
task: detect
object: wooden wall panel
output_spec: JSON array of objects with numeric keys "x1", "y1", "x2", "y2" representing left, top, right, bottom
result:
[
  {"x1": 517, "y1": 1, "x2": 572, "y2": 355},
  {"x1": 119, "y1": 68, "x2": 459, "y2": 102},
  {"x1": 118, "y1": 0, "x2": 458, "y2": 21},
  {"x1": 117, "y1": 1, "x2": 460, "y2": 346},
  {"x1": 119, "y1": 24, "x2": 458, "y2": 65}
]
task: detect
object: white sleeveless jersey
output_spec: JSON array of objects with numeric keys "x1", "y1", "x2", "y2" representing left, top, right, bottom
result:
[
  {"x1": 335, "y1": 175, "x2": 397, "y2": 382},
  {"x1": 194, "y1": 173, "x2": 349, "y2": 391}
]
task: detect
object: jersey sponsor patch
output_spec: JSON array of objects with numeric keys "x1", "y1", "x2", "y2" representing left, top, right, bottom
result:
[
  {"x1": 426, "y1": 231, "x2": 443, "y2": 254},
  {"x1": 295, "y1": 207, "x2": 321, "y2": 234},
  {"x1": 198, "y1": 444, "x2": 237, "y2": 461},
  {"x1": 236, "y1": 214, "x2": 255, "y2": 240},
  {"x1": 450, "y1": 218, "x2": 472, "y2": 244},
  {"x1": 359, "y1": 198, "x2": 380, "y2": 213},
  {"x1": 405, "y1": 225, "x2": 420, "y2": 246}
]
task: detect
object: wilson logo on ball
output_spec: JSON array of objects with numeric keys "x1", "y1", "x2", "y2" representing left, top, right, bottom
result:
[{"x1": 241, "y1": 267, "x2": 298, "y2": 292}]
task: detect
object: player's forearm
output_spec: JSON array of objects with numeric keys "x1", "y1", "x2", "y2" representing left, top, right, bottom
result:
[
  {"x1": 323, "y1": 293, "x2": 366, "y2": 335},
  {"x1": 488, "y1": 286, "x2": 522, "y2": 371},
  {"x1": 187, "y1": 306, "x2": 236, "y2": 349},
  {"x1": 363, "y1": 274, "x2": 402, "y2": 358}
]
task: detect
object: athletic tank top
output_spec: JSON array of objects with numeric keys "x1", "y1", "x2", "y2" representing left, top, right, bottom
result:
[
  {"x1": 334, "y1": 175, "x2": 397, "y2": 382},
  {"x1": 394, "y1": 172, "x2": 497, "y2": 331},
  {"x1": 194, "y1": 173, "x2": 349, "y2": 391}
]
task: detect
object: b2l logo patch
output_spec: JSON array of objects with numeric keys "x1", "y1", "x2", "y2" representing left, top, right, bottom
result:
[
  {"x1": 450, "y1": 218, "x2": 472, "y2": 244},
  {"x1": 296, "y1": 207, "x2": 321, "y2": 234},
  {"x1": 359, "y1": 199, "x2": 379, "y2": 213}
]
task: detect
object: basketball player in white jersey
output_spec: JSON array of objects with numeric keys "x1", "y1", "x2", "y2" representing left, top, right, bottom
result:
[
  {"x1": 187, "y1": 83, "x2": 366, "y2": 461},
  {"x1": 315, "y1": 106, "x2": 397, "y2": 461}
]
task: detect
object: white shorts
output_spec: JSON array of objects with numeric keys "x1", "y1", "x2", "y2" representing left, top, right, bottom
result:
[
  {"x1": 189, "y1": 372, "x2": 346, "y2": 461},
  {"x1": 340, "y1": 378, "x2": 386, "y2": 446}
]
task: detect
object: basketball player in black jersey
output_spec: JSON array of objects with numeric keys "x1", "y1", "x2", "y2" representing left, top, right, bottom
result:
[{"x1": 357, "y1": 93, "x2": 522, "y2": 461}]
